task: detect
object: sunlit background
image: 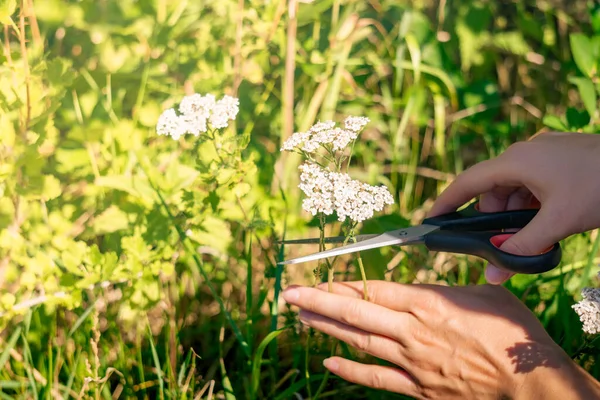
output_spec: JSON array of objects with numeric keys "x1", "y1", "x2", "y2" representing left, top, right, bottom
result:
[{"x1": 0, "y1": 0, "x2": 599, "y2": 398}]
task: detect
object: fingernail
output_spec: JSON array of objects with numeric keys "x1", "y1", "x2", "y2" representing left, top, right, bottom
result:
[
  {"x1": 485, "y1": 265, "x2": 510, "y2": 284},
  {"x1": 282, "y1": 288, "x2": 300, "y2": 302},
  {"x1": 323, "y1": 358, "x2": 339, "y2": 372},
  {"x1": 298, "y1": 310, "x2": 312, "y2": 326}
]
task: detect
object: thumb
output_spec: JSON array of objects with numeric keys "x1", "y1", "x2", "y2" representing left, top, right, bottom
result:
[{"x1": 485, "y1": 206, "x2": 561, "y2": 284}]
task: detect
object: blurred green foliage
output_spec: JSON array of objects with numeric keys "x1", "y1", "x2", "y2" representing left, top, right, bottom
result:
[{"x1": 0, "y1": 0, "x2": 600, "y2": 398}]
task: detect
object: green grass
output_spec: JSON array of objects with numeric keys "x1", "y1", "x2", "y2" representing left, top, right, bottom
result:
[{"x1": 0, "y1": 0, "x2": 599, "y2": 399}]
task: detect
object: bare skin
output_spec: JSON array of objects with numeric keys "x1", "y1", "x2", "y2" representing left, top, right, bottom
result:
[
  {"x1": 428, "y1": 132, "x2": 600, "y2": 283},
  {"x1": 283, "y1": 281, "x2": 600, "y2": 399}
]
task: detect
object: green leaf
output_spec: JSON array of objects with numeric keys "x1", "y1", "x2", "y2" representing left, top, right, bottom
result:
[
  {"x1": 592, "y1": 3, "x2": 600, "y2": 34},
  {"x1": 165, "y1": 164, "x2": 199, "y2": 193},
  {"x1": 89, "y1": 244, "x2": 103, "y2": 265},
  {"x1": 92, "y1": 206, "x2": 130, "y2": 234},
  {"x1": 0, "y1": 0, "x2": 16, "y2": 25},
  {"x1": 58, "y1": 273, "x2": 78, "y2": 288},
  {"x1": 46, "y1": 57, "x2": 74, "y2": 87},
  {"x1": 102, "y1": 252, "x2": 119, "y2": 278},
  {"x1": 237, "y1": 130, "x2": 251, "y2": 149},
  {"x1": 205, "y1": 190, "x2": 220, "y2": 213},
  {"x1": 0, "y1": 197, "x2": 15, "y2": 230},
  {"x1": 456, "y1": 3, "x2": 492, "y2": 71},
  {"x1": 542, "y1": 115, "x2": 567, "y2": 131},
  {"x1": 566, "y1": 107, "x2": 590, "y2": 129},
  {"x1": 42, "y1": 174, "x2": 62, "y2": 201},
  {"x1": 492, "y1": 31, "x2": 531, "y2": 56},
  {"x1": 570, "y1": 34, "x2": 599, "y2": 77},
  {"x1": 405, "y1": 34, "x2": 421, "y2": 84},
  {"x1": 569, "y1": 76, "x2": 598, "y2": 118},
  {"x1": 188, "y1": 216, "x2": 232, "y2": 254},
  {"x1": 95, "y1": 175, "x2": 155, "y2": 199}
]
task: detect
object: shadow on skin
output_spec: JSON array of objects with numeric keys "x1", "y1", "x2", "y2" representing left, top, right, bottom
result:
[
  {"x1": 325, "y1": 281, "x2": 600, "y2": 392},
  {"x1": 506, "y1": 339, "x2": 562, "y2": 373}
]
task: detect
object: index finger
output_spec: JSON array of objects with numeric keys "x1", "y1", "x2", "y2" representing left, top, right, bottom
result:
[
  {"x1": 315, "y1": 280, "x2": 438, "y2": 313},
  {"x1": 428, "y1": 157, "x2": 524, "y2": 217},
  {"x1": 282, "y1": 286, "x2": 413, "y2": 343}
]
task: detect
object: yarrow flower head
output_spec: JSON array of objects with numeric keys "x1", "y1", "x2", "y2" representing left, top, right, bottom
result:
[
  {"x1": 209, "y1": 95, "x2": 240, "y2": 129},
  {"x1": 572, "y1": 274, "x2": 600, "y2": 335},
  {"x1": 344, "y1": 116, "x2": 370, "y2": 132},
  {"x1": 156, "y1": 93, "x2": 239, "y2": 140},
  {"x1": 280, "y1": 116, "x2": 369, "y2": 153},
  {"x1": 157, "y1": 108, "x2": 187, "y2": 140},
  {"x1": 298, "y1": 162, "x2": 394, "y2": 223}
]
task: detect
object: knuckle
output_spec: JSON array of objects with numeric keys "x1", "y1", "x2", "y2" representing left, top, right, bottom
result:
[
  {"x1": 368, "y1": 369, "x2": 386, "y2": 390},
  {"x1": 419, "y1": 386, "x2": 437, "y2": 400},
  {"x1": 352, "y1": 333, "x2": 372, "y2": 352},
  {"x1": 366, "y1": 282, "x2": 380, "y2": 303},
  {"x1": 340, "y1": 300, "x2": 362, "y2": 326},
  {"x1": 412, "y1": 290, "x2": 443, "y2": 319}
]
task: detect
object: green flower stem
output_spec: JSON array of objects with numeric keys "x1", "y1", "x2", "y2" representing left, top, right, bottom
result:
[
  {"x1": 312, "y1": 339, "x2": 338, "y2": 400},
  {"x1": 136, "y1": 155, "x2": 251, "y2": 359},
  {"x1": 355, "y1": 253, "x2": 368, "y2": 301},
  {"x1": 345, "y1": 139, "x2": 357, "y2": 170},
  {"x1": 305, "y1": 330, "x2": 313, "y2": 399}
]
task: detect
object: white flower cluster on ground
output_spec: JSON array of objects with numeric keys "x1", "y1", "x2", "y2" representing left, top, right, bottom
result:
[
  {"x1": 298, "y1": 162, "x2": 394, "y2": 223},
  {"x1": 281, "y1": 116, "x2": 370, "y2": 153},
  {"x1": 572, "y1": 274, "x2": 600, "y2": 335},
  {"x1": 156, "y1": 93, "x2": 239, "y2": 140}
]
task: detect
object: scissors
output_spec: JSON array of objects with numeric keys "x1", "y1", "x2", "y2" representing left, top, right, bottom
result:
[{"x1": 278, "y1": 202, "x2": 562, "y2": 274}]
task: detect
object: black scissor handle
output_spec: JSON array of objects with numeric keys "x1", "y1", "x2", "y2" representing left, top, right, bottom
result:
[
  {"x1": 422, "y1": 202, "x2": 538, "y2": 231},
  {"x1": 423, "y1": 230, "x2": 561, "y2": 274}
]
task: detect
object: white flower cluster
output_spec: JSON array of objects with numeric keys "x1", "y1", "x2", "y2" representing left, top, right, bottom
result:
[
  {"x1": 572, "y1": 284, "x2": 600, "y2": 335},
  {"x1": 156, "y1": 93, "x2": 239, "y2": 140},
  {"x1": 281, "y1": 116, "x2": 370, "y2": 153},
  {"x1": 298, "y1": 162, "x2": 394, "y2": 223}
]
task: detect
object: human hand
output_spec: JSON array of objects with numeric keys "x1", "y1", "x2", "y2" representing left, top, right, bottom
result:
[
  {"x1": 283, "y1": 281, "x2": 600, "y2": 400},
  {"x1": 429, "y1": 132, "x2": 600, "y2": 284}
]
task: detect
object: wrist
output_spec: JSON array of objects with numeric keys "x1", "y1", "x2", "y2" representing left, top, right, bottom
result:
[{"x1": 511, "y1": 348, "x2": 600, "y2": 400}]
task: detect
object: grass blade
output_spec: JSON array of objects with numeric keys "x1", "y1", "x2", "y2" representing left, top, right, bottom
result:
[
  {"x1": 246, "y1": 234, "x2": 254, "y2": 351},
  {"x1": 146, "y1": 325, "x2": 164, "y2": 400},
  {"x1": 250, "y1": 328, "x2": 288, "y2": 399},
  {"x1": 0, "y1": 381, "x2": 26, "y2": 389},
  {"x1": 62, "y1": 348, "x2": 81, "y2": 400},
  {"x1": 0, "y1": 327, "x2": 21, "y2": 372},
  {"x1": 219, "y1": 324, "x2": 236, "y2": 400},
  {"x1": 21, "y1": 332, "x2": 38, "y2": 400},
  {"x1": 67, "y1": 302, "x2": 97, "y2": 338},
  {"x1": 177, "y1": 349, "x2": 193, "y2": 387},
  {"x1": 273, "y1": 375, "x2": 326, "y2": 400},
  {"x1": 579, "y1": 229, "x2": 600, "y2": 290},
  {"x1": 0, "y1": 391, "x2": 16, "y2": 400}
]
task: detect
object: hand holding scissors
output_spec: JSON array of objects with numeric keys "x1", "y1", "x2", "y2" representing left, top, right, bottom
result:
[{"x1": 280, "y1": 202, "x2": 562, "y2": 274}]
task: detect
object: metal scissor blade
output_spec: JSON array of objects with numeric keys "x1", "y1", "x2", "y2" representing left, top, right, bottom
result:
[
  {"x1": 278, "y1": 234, "x2": 380, "y2": 245},
  {"x1": 278, "y1": 225, "x2": 440, "y2": 265}
]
